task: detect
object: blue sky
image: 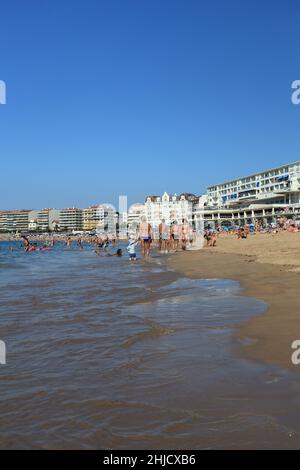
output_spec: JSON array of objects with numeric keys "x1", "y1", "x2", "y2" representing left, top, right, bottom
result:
[{"x1": 0, "y1": 0, "x2": 299, "y2": 210}]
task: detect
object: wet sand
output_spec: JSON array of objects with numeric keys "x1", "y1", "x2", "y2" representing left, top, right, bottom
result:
[{"x1": 168, "y1": 231, "x2": 300, "y2": 371}]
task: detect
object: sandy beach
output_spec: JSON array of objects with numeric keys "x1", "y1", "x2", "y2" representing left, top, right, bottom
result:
[{"x1": 168, "y1": 231, "x2": 300, "y2": 371}]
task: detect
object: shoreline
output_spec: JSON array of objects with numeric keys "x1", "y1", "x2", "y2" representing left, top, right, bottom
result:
[
  {"x1": 168, "y1": 232, "x2": 300, "y2": 372},
  {"x1": 2, "y1": 231, "x2": 300, "y2": 371}
]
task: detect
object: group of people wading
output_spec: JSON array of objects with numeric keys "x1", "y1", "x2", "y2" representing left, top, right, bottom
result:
[
  {"x1": 138, "y1": 216, "x2": 193, "y2": 257},
  {"x1": 20, "y1": 217, "x2": 194, "y2": 260}
]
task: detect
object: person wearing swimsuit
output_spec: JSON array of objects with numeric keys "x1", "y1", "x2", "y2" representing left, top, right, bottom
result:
[
  {"x1": 171, "y1": 220, "x2": 179, "y2": 251},
  {"x1": 159, "y1": 219, "x2": 170, "y2": 253},
  {"x1": 181, "y1": 218, "x2": 189, "y2": 250},
  {"x1": 139, "y1": 216, "x2": 152, "y2": 257},
  {"x1": 21, "y1": 235, "x2": 30, "y2": 252}
]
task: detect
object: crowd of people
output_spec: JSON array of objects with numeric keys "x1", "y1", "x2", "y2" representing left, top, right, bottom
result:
[
  {"x1": 205, "y1": 215, "x2": 300, "y2": 242},
  {"x1": 16, "y1": 217, "x2": 198, "y2": 260},
  {"x1": 13, "y1": 215, "x2": 299, "y2": 259}
]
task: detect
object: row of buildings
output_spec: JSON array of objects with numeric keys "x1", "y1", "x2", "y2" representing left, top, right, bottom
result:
[
  {"x1": 0, "y1": 205, "x2": 116, "y2": 234},
  {"x1": 1, "y1": 161, "x2": 300, "y2": 233}
]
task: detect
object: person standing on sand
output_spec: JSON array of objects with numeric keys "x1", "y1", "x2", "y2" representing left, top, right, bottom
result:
[
  {"x1": 209, "y1": 230, "x2": 217, "y2": 247},
  {"x1": 138, "y1": 216, "x2": 152, "y2": 257},
  {"x1": 237, "y1": 226, "x2": 247, "y2": 239}
]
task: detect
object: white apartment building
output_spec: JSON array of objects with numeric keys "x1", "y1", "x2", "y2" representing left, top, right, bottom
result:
[
  {"x1": 145, "y1": 192, "x2": 196, "y2": 229},
  {"x1": 204, "y1": 161, "x2": 300, "y2": 227},
  {"x1": 207, "y1": 161, "x2": 300, "y2": 208},
  {"x1": 94, "y1": 204, "x2": 116, "y2": 235},
  {"x1": 127, "y1": 203, "x2": 146, "y2": 233}
]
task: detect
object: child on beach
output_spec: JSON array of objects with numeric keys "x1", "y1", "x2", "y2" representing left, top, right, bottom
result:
[{"x1": 127, "y1": 237, "x2": 138, "y2": 261}]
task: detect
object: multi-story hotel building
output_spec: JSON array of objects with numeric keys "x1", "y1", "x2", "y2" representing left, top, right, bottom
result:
[
  {"x1": 83, "y1": 206, "x2": 99, "y2": 231},
  {"x1": 83, "y1": 204, "x2": 116, "y2": 234},
  {"x1": 94, "y1": 204, "x2": 116, "y2": 235},
  {"x1": 0, "y1": 210, "x2": 32, "y2": 233},
  {"x1": 145, "y1": 192, "x2": 196, "y2": 229},
  {"x1": 127, "y1": 203, "x2": 146, "y2": 233},
  {"x1": 29, "y1": 208, "x2": 60, "y2": 232},
  {"x1": 59, "y1": 208, "x2": 83, "y2": 231},
  {"x1": 202, "y1": 161, "x2": 300, "y2": 226}
]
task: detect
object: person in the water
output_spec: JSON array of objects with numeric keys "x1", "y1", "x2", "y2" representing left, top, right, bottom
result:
[
  {"x1": 66, "y1": 236, "x2": 72, "y2": 247},
  {"x1": 138, "y1": 216, "x2": 152, "y2": 257},
  {"x1": 127, "y1": 237, "x2": 138, "y2": 261},
  {"x1": 21, "y1": 235, "x2": 30, "y2": 252},
  {"x1": 28, "y1": 243, "x2": 37, "y2": 252},
  {"x1": 95, "y1": 248, "x2": 123, "y2": 257}
]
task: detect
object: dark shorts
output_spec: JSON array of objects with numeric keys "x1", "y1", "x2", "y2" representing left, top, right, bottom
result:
[{"x1": 129, "y1": 253, "x2": 136, "y2": 259}]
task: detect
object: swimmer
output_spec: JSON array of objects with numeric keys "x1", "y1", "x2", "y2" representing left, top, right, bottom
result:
[
  {"x1": 39, "y1": 245, "x2": 51, "y2": 251},
  {"x1": 103, "y1": 238, "x2": 110, "y2": 252},
  {"x1": 21, "y1": 235, "x2": 30, "y2": 252},
  {"x1": 106, "y1": 248, "x2": 123, "y2": 257},
  {"x1": 28, "y1": 243, "x2": 37, "y2": 252},
  {"x1": 95, "y1": 248, "x2": 123, "y2": 257},
  {"x1": 66, "y1": 236, "x2": 72, "y2": 247}
]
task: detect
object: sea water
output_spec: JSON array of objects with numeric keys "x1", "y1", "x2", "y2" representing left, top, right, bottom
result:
[{"x1": 1, "y1": 240, "x2": 300, "y2": 449}]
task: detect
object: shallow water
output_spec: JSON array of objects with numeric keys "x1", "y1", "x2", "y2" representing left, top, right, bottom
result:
[{"x1": 1, "y1": 240, "x2": 300, "y2": 449}]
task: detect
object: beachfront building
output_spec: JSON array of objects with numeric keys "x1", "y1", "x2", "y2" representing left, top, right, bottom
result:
[
  {"x1": 93, "y1": 204, "x2": 116, "y2": 235},
  {"x1": 83, "y1": 204, "x2": 117, "y2": 234},
  {"x1": 191, "y1": 195, "x2": 207, "y2": 231},
  {"x1": 127, "y1": 203, "x2": 146, "y2": 233},
  {"x1": 36, "y1": 208, "x2": 60, "y2": 232},
  {"x1": 203, "y1": 161, "x2": 300, "y2": 227},
  {"x1": 145, "y1": 192, "x2": 196, "y2": 229},
  {"x1": 28, "y1": 217, "x2": 38, "y2": 231},
  {"x1": 59, "y1": 207, "x2": 83, "y2": 231},
  {"x1": 83, "y1": 206, "x2": 99, "y2": 231},
  {"x1": 0, "y1": 210, "x2": 32, "y2": 233},
  {"x1": 118, "y1": 211, "x2": 128, "y2": 238}
]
